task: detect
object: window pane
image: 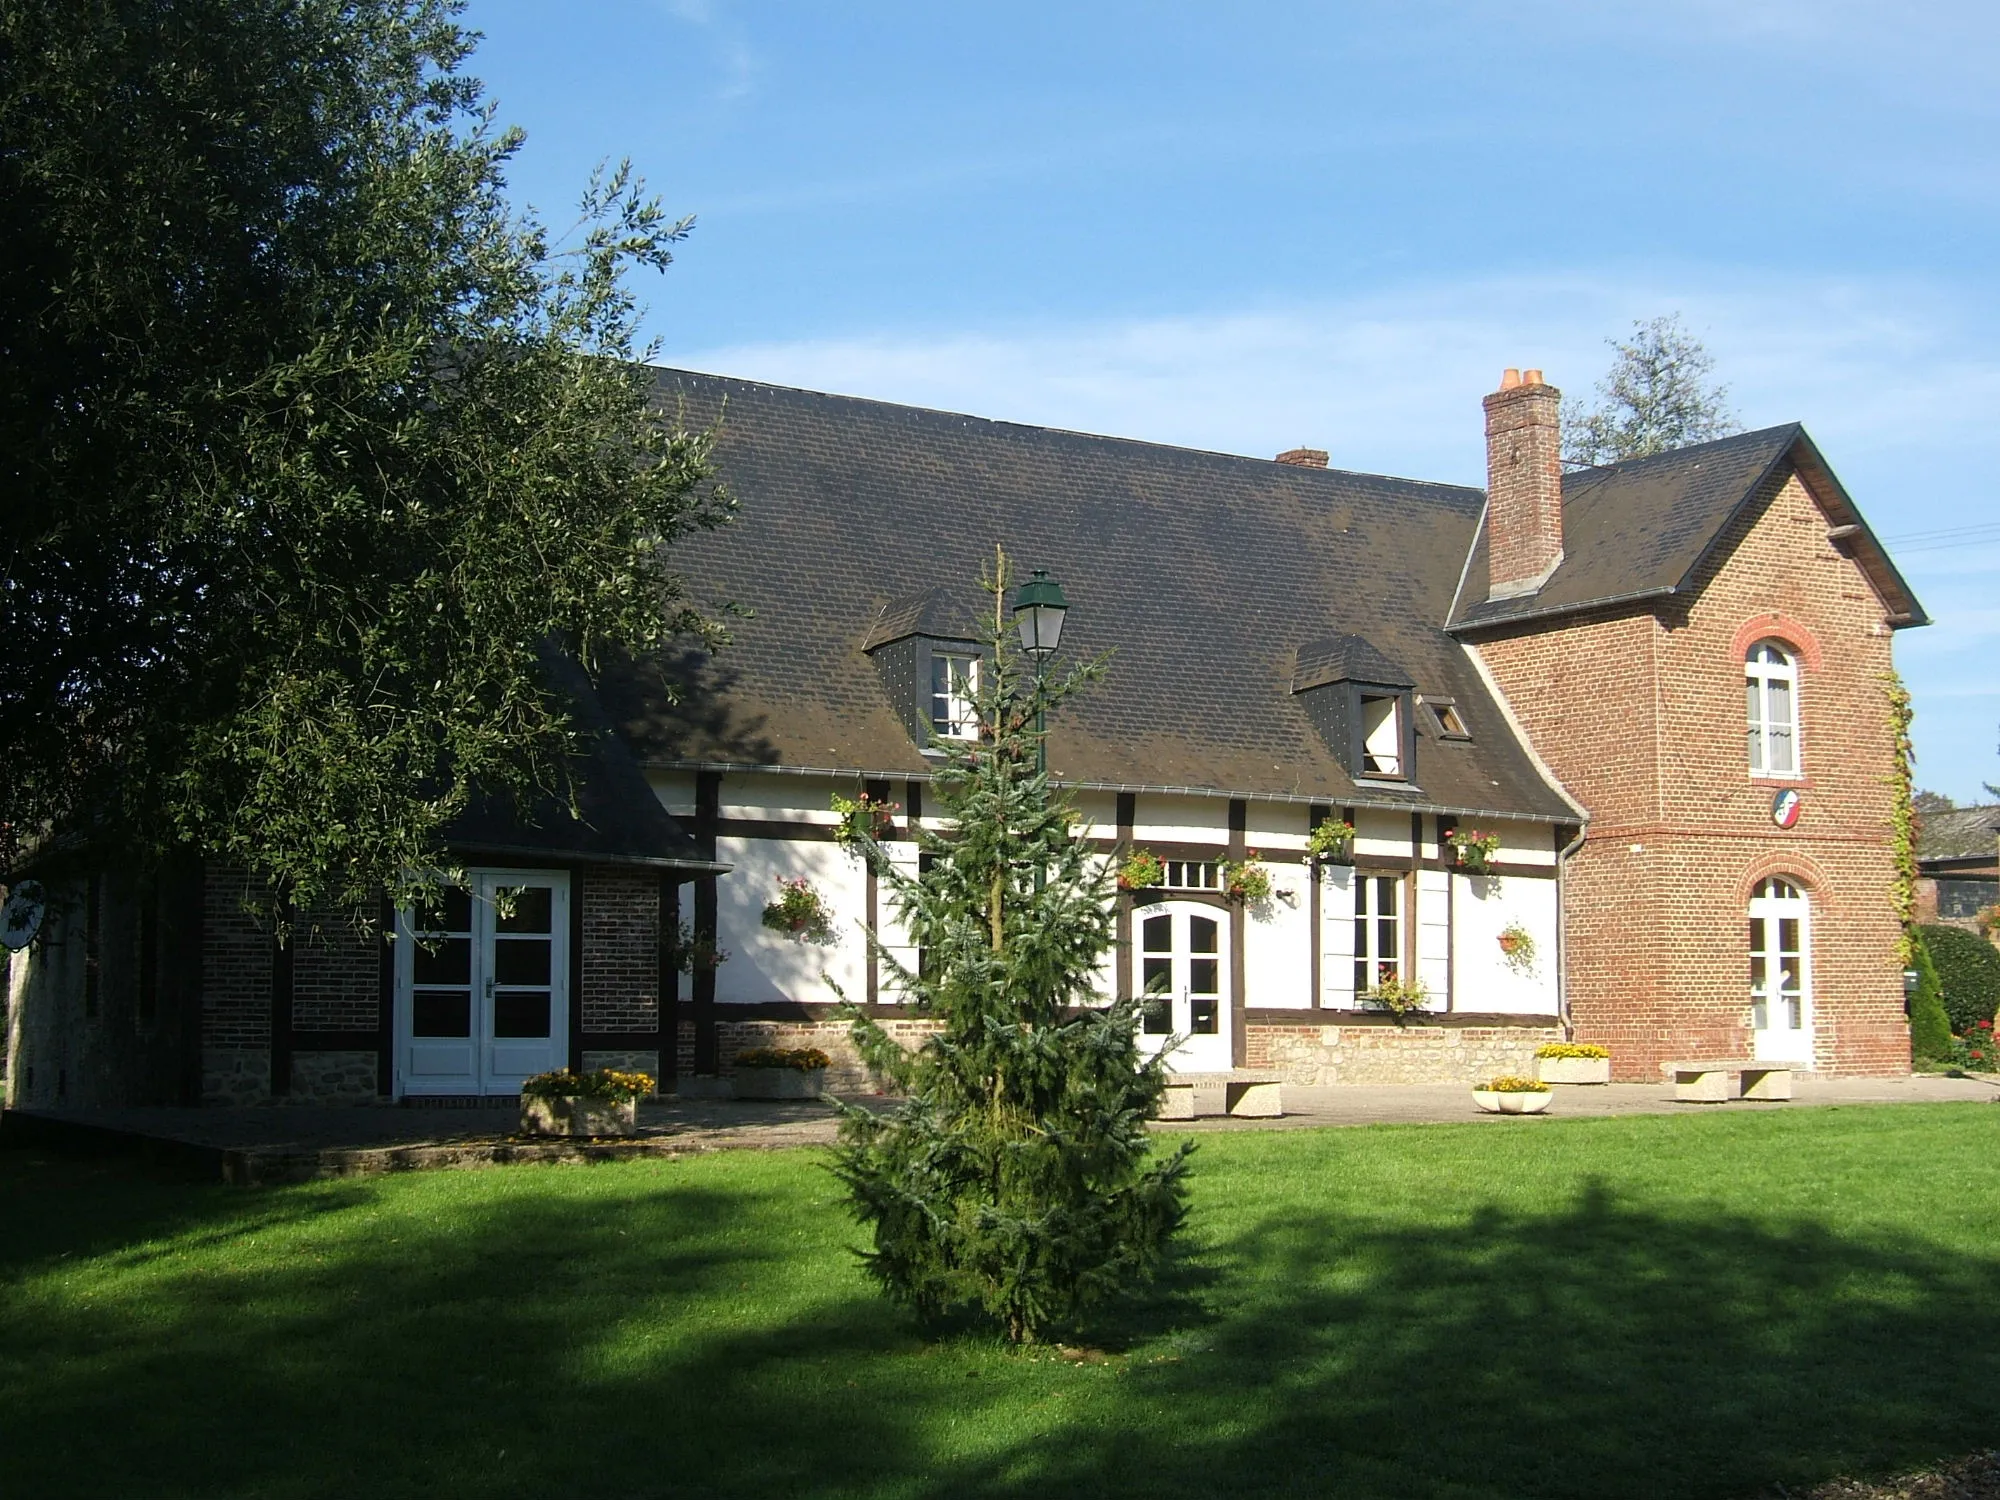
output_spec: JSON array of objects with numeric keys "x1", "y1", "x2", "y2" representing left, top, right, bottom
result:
[
  {"x1": 1190, "y1": 958, "x2": 1219, "y2": 995},
  {"x1": 1141, "y1": 997, "x2": 1172, "y2": 1034},
  {"x1": 1142, "y1": 915, "x2": 1171, "y2": 953},
  {"x1": 1142, "y1": 957, "x2": 1171, "y2": 994},
  {"x1": 1779, "y1": 918, "x2": 1799, "y2": 957},
  {"x1": 416, "y1": 887, "x2": 471, "y2": 935},
  {"x1": 1190, "y1": 997, "x2": 1219, "y2": 1035},
  {"x1": 1378, "y1": 916, "x2": 1396, "y2": 959},
  {"x1": 412, "y1": 937, "x2": 470, "y2": 987},
  {"x1": 1362, "y1": 696, "x2": 1401, "y2": 775},
  {"x1": 1190, "y1": 917, "x2": 1218, "y2": 954},
  {"x1": 494, "y1": 938, "x2": 551, "y2": 987},
  {"x1": 413, "y1": 990, "x2": 471, "y2": 1038},
  {"x1": 495, "y1": 887, "x2": 552, "y2": 935},
  {"x1": 492, "y1": 992, "x2": 551, "y2": 1039}
]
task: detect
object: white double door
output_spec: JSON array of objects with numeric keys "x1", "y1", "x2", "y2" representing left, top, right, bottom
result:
[
  {"x1": 1135, "y1": 900, "x2": 1233, "y2": 1072},
  {"x1": 396, "y1": 870, "x2": 570, "y2": 1096},
  {"x1": 1749, "y1": 877, "x2": 1812, "y2": 1064}
]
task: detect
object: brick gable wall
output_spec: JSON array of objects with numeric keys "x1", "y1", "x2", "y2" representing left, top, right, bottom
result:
[{"x1": 1475, "y1": 469, "x2": 1909, "y2": 1077}]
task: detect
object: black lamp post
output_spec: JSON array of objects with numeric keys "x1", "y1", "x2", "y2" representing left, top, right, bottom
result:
[{"x1": 1012, "y1": 568, "x2": 1069, "y2": 778}]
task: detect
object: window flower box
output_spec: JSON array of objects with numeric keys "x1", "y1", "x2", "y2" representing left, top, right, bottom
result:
[
  {"x1": 1446, "y1": 827, "x2": 1502, "y2": 874},
  {"x1": 732, "y1": 1047, "x2": 832, "y2": 1100},
  {"x1": 1305, "y1": 816, "x2": 1355, "y2": 866}
]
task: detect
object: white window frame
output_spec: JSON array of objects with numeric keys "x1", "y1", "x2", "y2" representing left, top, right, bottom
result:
[
  {"x1": 1745, "y1": 640, "x2": 1801, "y2": 778},
  {"x1": 1353, "y1": 872, "x2": 1402, "y2": 994},
  {"x1": 930, "y1": 652, "x2": 980, "y2": 740},
  {"x1": 1161, "y1": 860, "x2": 1220, "y2": 892}
]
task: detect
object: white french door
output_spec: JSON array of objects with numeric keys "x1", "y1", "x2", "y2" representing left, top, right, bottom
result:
[
  {"x1": 1748, "y1": 877, "x2": 1812, "y2": 1064},
  {"x1": 1135, "y1": 900, "x2": 1232, "y2": 1072},
  {"x1": 396, "y1": 870, "x2": 570, "y2": 1096}
]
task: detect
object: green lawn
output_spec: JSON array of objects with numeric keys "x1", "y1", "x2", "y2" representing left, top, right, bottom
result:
[{"x1": 5, "y1": 1106, "x2": 2000, "y2": 1499}]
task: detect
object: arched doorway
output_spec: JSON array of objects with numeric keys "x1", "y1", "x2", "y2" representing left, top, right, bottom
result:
[{"x1": 1748, "y1": 877, "x2": 1812, "y2": 1064}]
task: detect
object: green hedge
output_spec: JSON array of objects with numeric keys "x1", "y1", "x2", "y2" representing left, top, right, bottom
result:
[{"x1": 1918, "y1": 924, "x2": 2000, "y2": 1034}]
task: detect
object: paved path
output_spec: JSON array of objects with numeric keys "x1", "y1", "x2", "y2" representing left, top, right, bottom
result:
[{"x1": 7, "y1": 1073, "x2": 1994, "y2": 1181}]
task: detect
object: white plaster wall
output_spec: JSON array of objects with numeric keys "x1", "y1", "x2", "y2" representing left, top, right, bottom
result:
[
  {"x1": 719, "y1": 772, "x2": 851, "y2": 823},
  {"x1": 714, "y1": 835, "x2": 868, "y2": 1006},
  {"x1": 1135, "y1": 796, "x2": 1231, "y2": 846},
  {"x1": 1461, "y1": 817, "x2": 1556, "y2": 868},
  {"x1": 650, "y1": 769, "x2": 696, "y2": 818},
  {"x1": 1245, "y1": 803, "x2": 1313, "y2": 858},
  {"x1": 1352, "y1": 807, "x2": 1415, "y2": 863},
  {"x1": 1244, "y1": 855, "x2": 1312, "y2": 1008},
  {"x1": 1071, "y1": 790, "x2": 1120, "y2": 843},
  {"x1": 1318, "y1": 864, "x2": 1357, "y2": 1008},
  {"x1": 1450, "y1": 873, "x2": 1559, "y2": 1015}
]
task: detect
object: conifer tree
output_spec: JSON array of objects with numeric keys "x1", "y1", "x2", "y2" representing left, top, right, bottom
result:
[{"x1": 830, "y1": 556, "x2": 1193, "y2": 1345}]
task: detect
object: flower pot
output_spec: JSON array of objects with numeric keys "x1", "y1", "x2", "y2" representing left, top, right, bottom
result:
[
  {"x1": 1537, "y1": 1056, "x2": 1611, "y2": 1085},
  {"x1": 520, "y1": 1095, "x2": 639, "y2": 1137},
  {"x1": 1472, "y1": 1089, "x2": 1551, "y2": 1115},
  {"x1": 732, "y1": 1066, "x2": 827, "y2": 1101},
  {"x1": 1497, "y1": 934, "x2": 1521, "y2": 953}
]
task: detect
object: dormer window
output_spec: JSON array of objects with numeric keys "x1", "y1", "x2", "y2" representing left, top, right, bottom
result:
[
  {"x1": 1360, "y1": 695, "x2": 1403, "y2": 776},
  {"x1": 931, "y1": 652, "x2": 980, "y2": 740},
  {"x1": 1421, "y1": 696, "x2": 1471, "y2": 740}
]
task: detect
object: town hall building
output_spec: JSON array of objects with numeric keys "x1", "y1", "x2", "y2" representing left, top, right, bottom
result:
[{"x1": 2, "y1": 365, "x2": 1928, "y2": 1104}]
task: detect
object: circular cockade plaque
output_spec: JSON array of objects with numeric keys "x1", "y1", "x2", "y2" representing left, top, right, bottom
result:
[{"x1": 1770, "y1": 787, "x2": 1802, "y2": 830}]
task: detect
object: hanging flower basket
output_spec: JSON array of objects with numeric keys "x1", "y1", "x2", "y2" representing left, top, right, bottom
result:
[
  {"x1": 1305, "y1": 816, "x2": 1355, "y2": 866},
  {"x1": 1117, "y1": 850, "x2": 1165, "y2": 891},
  {"x1": 1221, "y1": 853, "x2": 1273, "y2": 905},
  {"x1": 1496, "y1": 921, "x2": 1537, "y2": 976},
  {"x1": 1446, "y1": 827, "x2": 1502, "y2": 874},
  {"x1": 831, "y1": 792, "x2": 900, "y2": 850},
  {"x1": 761, "y1": 877, "x2": 837, "y2": 944}
]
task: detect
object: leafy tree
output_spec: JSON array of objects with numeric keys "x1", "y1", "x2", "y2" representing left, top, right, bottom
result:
[
  {"x1": 1564, "y1": 314, "x2": 1740, "y2": 469},
  {"x1": 0, "y1": 0, "x2": 728, "y2": 911},
  {"x1": 830, "y1": 556, "x2": 1193, "y2": 1345},
  {"x1": 1913, "y1": 790, "x2": 1957, "y2": 814},
  {"x1": 1918, "y1": 924, "x2": 2000, "y2": 1035},
  {"x1": 1908, "y1": 929, "x2": 1953, "y2": 1067}
]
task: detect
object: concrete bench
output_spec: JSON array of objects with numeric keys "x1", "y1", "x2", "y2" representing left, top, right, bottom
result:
[
  {"x1": 1660, "y1": 1060, "x2": 1794, "y2": 1103},
  {"x1": 1158, "y1": 1071, "x2": 1284, "y2": 1120}
]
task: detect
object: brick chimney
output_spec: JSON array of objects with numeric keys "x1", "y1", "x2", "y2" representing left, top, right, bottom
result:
[
  {"x1": 1275, "y1": 447, "x2": 1328, "y2": 468},
  {"x1": 1482, "y1": 368, "x2": 1563, "y2": 599}
]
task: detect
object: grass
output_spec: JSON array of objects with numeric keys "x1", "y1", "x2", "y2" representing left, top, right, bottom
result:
[{"x1": 4, "y1": 1105, "x2": 2000, "y2": 1499}]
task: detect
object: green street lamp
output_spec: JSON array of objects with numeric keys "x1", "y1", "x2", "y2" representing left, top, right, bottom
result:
[{"x1": 1011, "y1": 569, "x2": 1069, "y2": 779}]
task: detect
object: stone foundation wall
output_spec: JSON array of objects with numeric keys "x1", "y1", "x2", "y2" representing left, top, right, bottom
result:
[
  {"x1": 1248, "y1": 1023, "x2": 1561, "y2": 1085},
  {"x1": 582, "y1": 1049, "x2": 662, "y2": 1089},
  {"x1": 203, "y1": 1047, "x2": 271, "y2": 1105},
  {"x1": 288, "y1": 1050, "x2": 382, "y2": 1103}
]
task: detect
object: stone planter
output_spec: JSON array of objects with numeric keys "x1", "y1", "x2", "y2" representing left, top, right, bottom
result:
[
  {"x1": 1472, "y1": 1089, "x2": 1551, "y2": 1115},
  {"x1": 1537, "y1": 1056, "x2": 1612, "y2": 1085},
  {"x1": 520, "y1": 1095, "x2": 639, "y2": 1137},
  {"x1": 732, "y1": 1066, "x2": 827, "y2": 1101}
]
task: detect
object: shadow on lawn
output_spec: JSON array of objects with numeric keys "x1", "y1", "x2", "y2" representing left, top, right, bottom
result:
[{"x1": 5, "y1": 1151, "x2": 2000, "y2": 1500}]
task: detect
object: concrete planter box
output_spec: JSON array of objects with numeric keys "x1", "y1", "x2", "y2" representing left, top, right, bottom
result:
[
  {"x1": 1537, "y1": 1056, "x2": 1612, "y2": 1085},
  {"x1": 733, "y1": 1067, "x2": 827, "y2": 1101},
  {"x1": 1472, "y1": 1089, "x2": 1551, "y2": 1115},
  {"x1": 519, "y1": 1095, "x2": 639, "y2": 1138}
]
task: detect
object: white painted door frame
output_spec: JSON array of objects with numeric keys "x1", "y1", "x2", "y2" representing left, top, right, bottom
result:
[
  {"x1": 1749, "y1": 877, "x2": 1813, "y2": 1065},
  {"x1": 1133, "y1": 899, "x2": 1233, "y2": 1073}
]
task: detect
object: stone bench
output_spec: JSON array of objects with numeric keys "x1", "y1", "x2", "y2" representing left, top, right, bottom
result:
[
  {"x1": 1158, "y1": 1071, "x2": 1284, "y2": 1120},
  {"x1": 1660, "y1": 1059, "x2": 1794, "y2": 1103}
]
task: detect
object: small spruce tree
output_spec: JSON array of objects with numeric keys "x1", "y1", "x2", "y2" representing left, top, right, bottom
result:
[
  {"x1": 1909, "y1": 928, "x2": 1953, "y2": 1067},
  {"x1": 830, "y1": 555, "x2": 1193, "y2": 1344}
]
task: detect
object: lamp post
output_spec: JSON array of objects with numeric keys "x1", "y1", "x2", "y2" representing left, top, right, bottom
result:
[{"x1": 1012, "y1": 568, "x2": 1069, "y2": 778}]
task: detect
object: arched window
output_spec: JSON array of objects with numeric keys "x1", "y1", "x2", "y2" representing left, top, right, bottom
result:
[{"x1": 1745, "y1": 641, "x2": 1800, "y2": 776}]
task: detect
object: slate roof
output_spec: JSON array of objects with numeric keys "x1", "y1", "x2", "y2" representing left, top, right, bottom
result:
[
  {"x1": 448, "y1": 653, "x2": 720, "y2": 872},
  {"x1": 1916, "y1": 805, "x2": 2000, "y2": 869},
  {"x1": 603, "y1": 370, "x2": 1580, "y2": 822},
  {"x1": 1448, "y1": 425, "x2": 1927, "y2": 634}
]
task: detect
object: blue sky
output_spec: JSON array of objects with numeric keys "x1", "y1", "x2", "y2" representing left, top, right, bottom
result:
[{"x1": 464, "y1": 0, "x2": 2000, "y2": 799}]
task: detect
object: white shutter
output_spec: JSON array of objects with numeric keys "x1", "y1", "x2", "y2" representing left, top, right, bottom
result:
[
  {"x1": 1320, "y1": 864, "x2": 1356, "y2": 1008},
  {"x1": 1416, "y1": 868, "x2": 1451, "y2": 1009}
]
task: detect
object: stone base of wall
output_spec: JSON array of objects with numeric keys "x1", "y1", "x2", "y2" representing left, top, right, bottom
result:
[
  {"x1": 1248, "y1": 1023, "x2": 1563, "y2": 1086},
  {"x1": 288, "y1": 1050, "x2": 383, "y2": 1103},
  {"x1": 704, "y1": 1018, "x2": 940, "y2": 1093},
  {"x1": 203, "y1": 1048, "x2": 271, "y2": 1105},
  {"x1": 582, "y1": 1050, "x2": 663, "y2": 1091}
]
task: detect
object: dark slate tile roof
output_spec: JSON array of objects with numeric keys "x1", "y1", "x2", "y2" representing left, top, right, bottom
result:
[
  {"x1": 448, "y1": 654, "x2": 718, "y2": 871},
  {"x1": 603, "y1": 370, "x2": 1579, "y2": 821},
  {"x1": 1292, "y1": 634, "x2": 1414, "y2": 693},
  {"x1": 1449, "y1": 425, "x2": 1926, "y2": 633},
  {"x1": 1916, "y1": 805, "x2": 2000, "y2": 863}
]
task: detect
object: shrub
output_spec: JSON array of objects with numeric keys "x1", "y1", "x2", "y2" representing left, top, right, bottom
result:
[
  {"x1": 1918, "y1": 923, "x2": 2000, "y2": 1035},
  {"x1": 1909, "y1": 929, "x2": 1953, "y2": 1067},
  {"x1": 1535, "y1": 1042, "x2": 1610, "y2": 1060},
  {"x1": 1946, "y1": 1021, "x2": 1998, "y2": 1073},
  {"x1": 521, "y1": 1068, "x2": 653, "y2": 1102},
  {"x1": 735, "y1": 1046, "x2": 832, "y2": 1072},
  {"x1": 1479, "y1": 1075, "x2": 1549, "y2": 1093}
]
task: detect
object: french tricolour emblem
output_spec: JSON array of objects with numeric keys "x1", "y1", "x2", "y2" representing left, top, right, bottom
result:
[{"x1": 1770, "y1": 788, "x2": 1802, "y2": 829}]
